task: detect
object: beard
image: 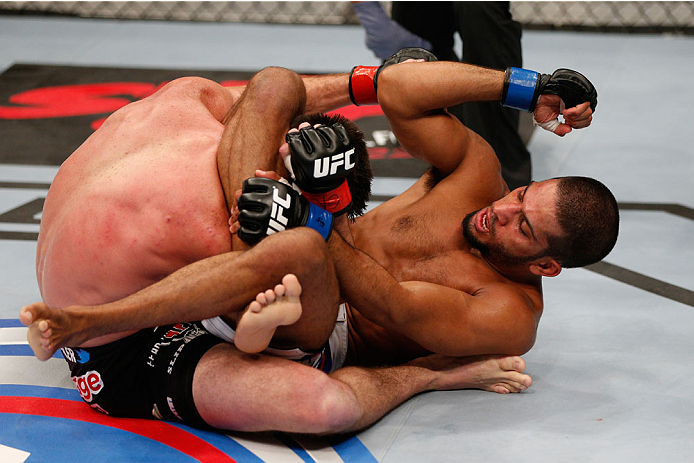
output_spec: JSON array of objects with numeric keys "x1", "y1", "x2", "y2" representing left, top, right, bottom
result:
[{"x1": 461, "y1": 210, "x2": 534, "y2": 267}]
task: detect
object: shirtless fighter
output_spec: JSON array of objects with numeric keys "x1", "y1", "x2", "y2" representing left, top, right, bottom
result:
[{"x1": 21, "y1": 50, "x2": 618, "y2": 433}]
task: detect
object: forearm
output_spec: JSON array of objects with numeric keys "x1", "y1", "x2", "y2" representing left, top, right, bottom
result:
[
  {"x1": 377, "y1": 61, "x2": 504, "y2": 115},
  {"x1": 302, "y1": 73, "x2": 352, "y2": 114}
]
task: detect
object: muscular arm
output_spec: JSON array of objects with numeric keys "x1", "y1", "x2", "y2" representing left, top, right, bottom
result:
[
  {"x1": 302, "y1": 73, "x2": 352, "y2": 113},
  {"x1": 377, "y1": 61, "x2": 505, "y2": 176},
  {"x1": 216, "y1": 71, "x2": 352, "y2": 250},
  {"x1": 329, "y1": 233, "x2": 537, "y2": 356},
  {"x1": 223, "y1": 73, "x2": 351, "y2": 115}
]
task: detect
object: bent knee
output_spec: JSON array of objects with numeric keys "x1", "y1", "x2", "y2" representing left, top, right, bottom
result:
[
  {"x1": 291, "y1": 228, "x2": 331, "y2": 263},
  {"x1": 245, "y1": 66, "x2": 305, "y2": 115},
  {"x1": 259, "y1": 228, "x2": 330, "y2": 267},
  {"x1": 295, "y1": 376, "x2": 360, "y2": 434}
]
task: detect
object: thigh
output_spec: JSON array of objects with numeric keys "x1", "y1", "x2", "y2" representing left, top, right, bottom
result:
[{"x1": 192, "y1": 343, "x2": 351, "y2": 433}]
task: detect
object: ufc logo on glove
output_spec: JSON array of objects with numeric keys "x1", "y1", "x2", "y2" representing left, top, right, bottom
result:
[
  {"x1": 313, "y1": 148, "x2": 355, "y2": 178},
  {"x1": 268, "y1": 187, "x2": 292, "y2": 235}
]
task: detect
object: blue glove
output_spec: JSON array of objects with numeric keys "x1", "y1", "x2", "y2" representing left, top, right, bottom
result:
[{"x1": 352, "y1": 1, "x2": 433, "y2": 61}]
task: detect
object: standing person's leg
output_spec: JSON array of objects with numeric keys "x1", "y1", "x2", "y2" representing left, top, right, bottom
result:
[
  {"x1": 453, "y1": 1, "x2": 531, "y2": 189},
  {"x1": 390, "y1": 1, "x2": 457, "y2": 61}
]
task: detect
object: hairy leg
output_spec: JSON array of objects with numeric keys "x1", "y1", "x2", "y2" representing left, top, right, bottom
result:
[
  {"x1": 20, "y1": 228, "x2": 340, "y2": 360},
  {"x1": 406, "y1": 354, "x2": 532, "y2": 394},
  {"x1": 234, "y1": 274, "x2": 303, "y2": 353},
  {"x1": 193, "y1": 344, "x2": 532, "y2": 434},
  {"x1": 216, "y1": 66, "x2": 306, "y2": 251}
]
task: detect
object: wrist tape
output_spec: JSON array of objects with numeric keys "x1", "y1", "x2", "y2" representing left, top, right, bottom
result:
[
  {"x1": 304, "y1": 202, "x2": 333, "y2": 240},
  {"x1": 349, "y1": 66, "x2": 379, "y2": 106},
  {"x1": 300, "y1": 179, "x2": 352, "y2": 216},
  {"x1": 501, "y1": 67, "x2": 540, "y2": 112}
]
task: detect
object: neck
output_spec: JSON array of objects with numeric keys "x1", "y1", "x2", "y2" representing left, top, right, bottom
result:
[{"x1": 472, "y1": 248, "x2": 539, "y2": 285}]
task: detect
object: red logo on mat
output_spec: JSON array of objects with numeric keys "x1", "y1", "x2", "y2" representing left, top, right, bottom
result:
[
  {"x1": 72, "y1": 370, "x2": 104, "y2": 403},
  {"x1": 0, "y1": 80, "x2": 383, "y2": 128}
]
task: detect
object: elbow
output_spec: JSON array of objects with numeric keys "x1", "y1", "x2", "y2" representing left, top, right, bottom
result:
[{"x1": 376, "y1": 67, "x2": 408, "y2": 117}]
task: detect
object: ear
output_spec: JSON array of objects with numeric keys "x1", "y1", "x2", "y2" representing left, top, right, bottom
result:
[{"x1": 529, "y1": 257, "x2": 562, "y2": 277}]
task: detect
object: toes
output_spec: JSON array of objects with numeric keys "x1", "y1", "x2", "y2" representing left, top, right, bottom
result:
[
  {"x1": 19, "y1": 307, "x2": 34, "y2": 325},
  {"x1": 504, "y1": 371, "x2": 532, "y2": 389},
  {"x1": 256, "y1": 292, "x2": 267, "y2": 306},
  {"x1": 248, "y1": 301, "x2": 262, "y2": 314},
  {"x1": 499, "y1": 356, "x2": 526, "y2": 373},
  {"x1": 281, "y1": 274, "x2": 302, "y2": 296},
  {"x1": 493, "y1": 385, "x2": 510, "y2": 394},
  {"x1": 503, "y1": 381, "x2": 525, "y2": 393},
  {"x1": 274, "y1": 284, "x2": 286, "y2": 298},
  {"x1": 264, "y1": 289, "x2": 276, "y2": 304}
]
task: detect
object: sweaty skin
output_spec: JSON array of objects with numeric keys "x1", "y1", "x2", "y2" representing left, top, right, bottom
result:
[
  {"x1": 342, "y1": 140, "x2": 547, "y2": 365},
  {"x1": 329, "y1": 63, "x2": 592, "y2": 366},
  {"x1": 19, "y1": 66, "x2": 547, "y2": 434},
  {"x1": 35, "y1": 78, "x2": 236, "y2": 347},
  {"x1": 25, "y1": 62, "x2": 594, "y2": 380}
]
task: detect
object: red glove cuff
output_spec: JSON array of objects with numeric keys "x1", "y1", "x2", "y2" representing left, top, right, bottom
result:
[
  {"x1": 301, "y1": 179, "x2": 352, "y2": 216},
  {"x1": 349, "y1": 66, "x2": 379, "y2": 106}
]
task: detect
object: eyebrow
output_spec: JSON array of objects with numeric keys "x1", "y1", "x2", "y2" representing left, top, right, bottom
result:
[{"x1": 520, "y1": 182, "x2": 537, "y2": 241}]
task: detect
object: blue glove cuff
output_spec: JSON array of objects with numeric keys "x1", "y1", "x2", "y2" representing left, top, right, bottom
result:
[
  {"x1": 501, "y1": 67, "x2": 540, "y2": 112},
  {"x1": 305, "y1": 202, "x2": 333, "y2": 240}
]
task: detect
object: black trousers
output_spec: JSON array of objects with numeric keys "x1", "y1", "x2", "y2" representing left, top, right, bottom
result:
[{"x1": 391, "y1": 1, "x2": 531, "y2": 189}]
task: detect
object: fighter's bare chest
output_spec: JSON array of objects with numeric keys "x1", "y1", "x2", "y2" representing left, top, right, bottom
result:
[{"x1": 355, "y1": 213, "x2": 487, "y2": 292}]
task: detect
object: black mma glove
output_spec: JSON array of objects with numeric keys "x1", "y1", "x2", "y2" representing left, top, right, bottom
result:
[
  {"x1": 285, "y1": 123, "x2": 355, "y2": 216},
  {"x1": 501, "y1": 67, "x2": 598, "y2": 113},
  {"x1": 237, "y1": 177, "x2": 333, "y2": 245},
  {"x1": 349, "y1": 47, "x2": 438, "y2": 105}
]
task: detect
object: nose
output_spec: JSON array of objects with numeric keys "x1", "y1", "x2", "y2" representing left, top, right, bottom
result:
[{"x1": 493, "y1": 202, "x2": 520, "y2": 226}]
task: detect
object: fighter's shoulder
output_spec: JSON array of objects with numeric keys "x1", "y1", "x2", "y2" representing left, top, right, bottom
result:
[
  {"x1": 148, "y1": 77, "x2": 235, "y2": 117},
  {"x1": 155, "y1": 76, "x2": 226, "y2": 98}
]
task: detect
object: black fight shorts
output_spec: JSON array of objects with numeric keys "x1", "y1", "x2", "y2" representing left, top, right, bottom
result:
[{"x1": 61, "y1": 322, "x2": 224, "y2": 428}]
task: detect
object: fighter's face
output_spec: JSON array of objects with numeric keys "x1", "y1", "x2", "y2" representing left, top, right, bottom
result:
[{"x1": 462, "y1": 180, "x2": 563, "y2": 267}]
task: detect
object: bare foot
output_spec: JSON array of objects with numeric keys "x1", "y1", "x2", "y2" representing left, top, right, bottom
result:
[
  {"x1": 234, "y1": 274, "x2": 303, "y2": 353},
  {"x1": 19, "y1": 302, "x2": 77, "y2": 361},
  {"x1": 411, "y1": 354, "x2": 532, "y2": 394}
]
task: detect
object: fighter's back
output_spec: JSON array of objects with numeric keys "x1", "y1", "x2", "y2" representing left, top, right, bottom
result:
[{"x1": 36, "y1": 78, "x2": 234, "y2": 344}]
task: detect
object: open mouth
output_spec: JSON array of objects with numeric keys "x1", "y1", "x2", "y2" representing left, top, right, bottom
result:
[{"x1": 477, "y1": 208, "x2": 491, "y2": 234}]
